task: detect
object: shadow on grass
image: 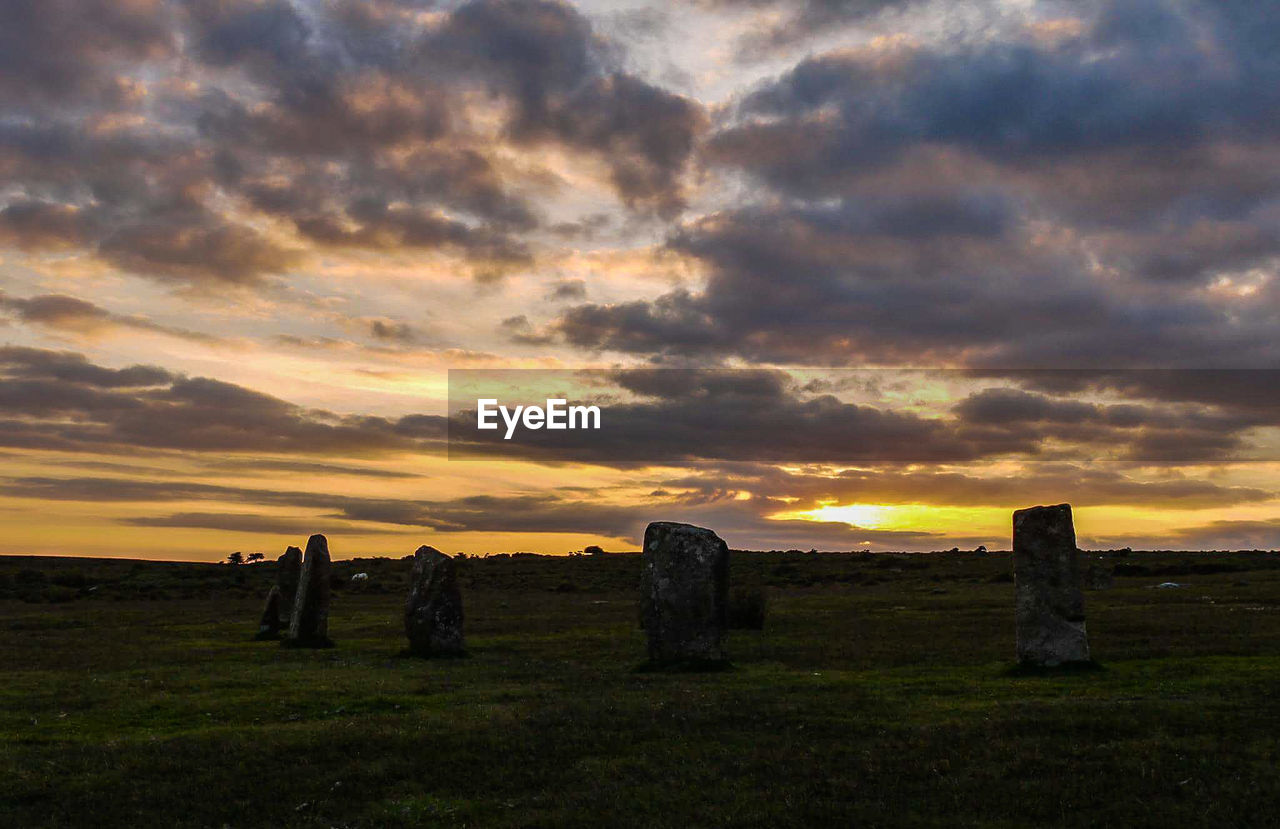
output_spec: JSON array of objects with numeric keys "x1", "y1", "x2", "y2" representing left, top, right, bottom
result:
[
  {"x1": 635, "y1": 658, "x2": 735, "y2": 674},
  {"x1": 1001, "y1": 660, "x2": 1105, "y2": 678},
  {"x1": 394, "y1": 647, "x2": 471, "y2": 660},
  {"x1": 280, "y1": 637, "x2": 336, "y2": 649}
]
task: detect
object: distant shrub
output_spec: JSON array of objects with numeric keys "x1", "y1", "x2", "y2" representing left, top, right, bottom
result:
[
  {"x1": 584, "y1": 545, "x2": 605, "y2": 556},
  {"x1": 1114, "y1": 561, "x2": 1243, "y2": 578},
  {"x1": 44, "y1": 585, "x2": 80, "y2": 603},
  {"x1": 21, "y1": 585, "x2": 78, "y2": 604},
  {"x1": 51, "y1": 571, "x2": 88, "y2": 589},
  {"x1": 771, "y1": 563, "x2": 799, "y2": 579},
  {"x1": 728, "y1": 587, "x2": 767, "y2": 630},
  {"x1": 15, "y1": 569, "x2": 46, "y2": 586}
]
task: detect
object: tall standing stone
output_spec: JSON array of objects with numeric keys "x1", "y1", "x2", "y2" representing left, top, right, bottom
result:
[
  {"x1": 287, "y1": 534, "x2": 332, "y2": 647},
  {"x1": 1013, "y1": 504, "x2": 1090, "y2": 666},
  {"x1": 277, "y1": 545, "x2": 302, "y2": 624},
  {"x1": 404, "y1": 546, "x2": 465, "y2": 656},
  {"x1": 641, "y1": 521, "x2": 729, "y2": 665},
  {"x1": 255, "y1": 586, "x2": 283, "y2": 639},
  {"x1": 1086, "y1": 559, "x2": 1114, "y2": 590}
]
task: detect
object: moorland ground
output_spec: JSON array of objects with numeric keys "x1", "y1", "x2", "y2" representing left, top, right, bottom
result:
[{"x1": 2, "y1": 549, "x2": 1279, "y2": 827}]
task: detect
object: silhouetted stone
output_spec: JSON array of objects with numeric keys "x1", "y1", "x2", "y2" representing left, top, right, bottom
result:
[
  {"x1": 727, "y1": 587, "x2": 767, "y2": 630},
  {"x1": 287, "y1": 534, "x2": 332, "y2": 647},
  {"x1": 277, "y1": 545, "x2": 302, "y2": 623},
  {"x1": 254, "y1": 586, "x2": 282, "y2": 639},
  {"x1": 1014, "y1": 504, "x2": 1090, "y2": 666},
  {"x1": 641, "y1": 521, "x2": 729, "y2": 665},
  {"x1": 1086, "y1": 559, "x2": 1114, "y2": 590},
  {"x1": 404, "y1": 546, "x2": 464, "y2": 656}
]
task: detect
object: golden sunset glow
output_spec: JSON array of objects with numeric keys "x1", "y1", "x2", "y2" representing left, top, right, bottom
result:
[{"x1": 0, "y1": 0, "x2": 1276, "y2": 561}]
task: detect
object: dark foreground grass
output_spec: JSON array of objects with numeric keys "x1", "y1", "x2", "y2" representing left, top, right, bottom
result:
[{"x1": 2, "y1": 551, "x2": 1279, "y2": 827}]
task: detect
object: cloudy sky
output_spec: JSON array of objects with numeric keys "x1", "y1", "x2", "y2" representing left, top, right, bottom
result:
[{"x1": 1, "y1": 0, "x2": 1278, "y2": 559}]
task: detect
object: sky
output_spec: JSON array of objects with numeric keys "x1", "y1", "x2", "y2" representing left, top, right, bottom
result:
[{"x1": 1, "y1": 0, "x2": 1278, "y2": 560}]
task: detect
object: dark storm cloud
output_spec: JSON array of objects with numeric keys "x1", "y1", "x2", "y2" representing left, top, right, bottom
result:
[
  {"x1": 3, "y1": 350, "x2": 1272, "y2": 465},
  {"x1": 191, "y1": 0, "x2": 704, "y2": 215},
  {"x1": 663, "y1": 461, "x2": 1273, "y2": 511},
  {"x1": 0, "y1": 201, "x2": 97, "y2": 249},
  {"x1": 451, "y1": 368, "x2": 1013, "y2": 462},
  {"x1": 543, "y1": 73, "x2": 704, "y2": 217},
  {"x1": 0, "y1": 0, "x2": 704, "y2": 288},
  {"x1": 0, "y1": 291, "x2": 225, "y2": 344},
  {"x1": 0, "y1": 472, "x2": 942, "y2": 547},
  {"x1": 1163, "y1": 520, "x2": 1280, "y2": 550},
  {"x1": 546, "y1": 278, "x2": 587, "y2": 300},
  {"x1": 551, "y1": 0, "x2": 1280, "y2": 368},
  {"x1": 98, "y1": 221, "x2": 304, "y2": 286},
  {"x1": 0, "y1": 346, "x2": 447, "y2": 455},
  {"x1": 995, "y1": 371, "x2": 1280, "y2": 417},
  {"x1": 717, "y1": 2, "x2": 1280, "y2": 182},
  {"x1": 291, "y1": 202, "x2": 534, "y2": 268},
  {"x1": 952, "y1": 386, "x2": 1275, "y2": 448},
  {"x1": 428, "y1": 0, "x2": 705, "y2": 216},
  {"x1": 123, "y1": 512, "x2": 357, "y2": 535},
  {"x1": 196, "y1": 458, "x2": 419, "y2": 480},
  {"x1": 366, "y1": 319, "x2": 421, "y2": 344},
  {"x1": 0, "y1": 347, "x2": 172, "y2": 389},
  {"x1": 0, "y1": 0, "x2": 173, "y2": 102},
  {"x1": 1090, "y1": 518, "x2": 1280, "y2": 551},
  {"x1": 1, "y1": 475, "x2": 646, "y2": 538},
  {"x1": 5, "y1": 450, "x2": 1272, "y2": 547},
  {"x1": 555, "y1": 199, "x2": 1255, "y2": 366},
  {"x1": 449, "y1": 369, "x2": 1278, "y2": 464},
  {"x1": 696, "y1": 0, "x2": 914, "y2": 53},
  {"x1": 183, "y1": 0, "x2": 312, "y2": 71}
]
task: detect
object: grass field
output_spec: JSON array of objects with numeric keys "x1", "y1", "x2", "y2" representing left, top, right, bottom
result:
[{"x1": 2, "y1": 550, "x2": 1279, "y2": 827}]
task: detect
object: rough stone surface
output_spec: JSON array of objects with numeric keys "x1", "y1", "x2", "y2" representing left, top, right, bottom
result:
[
  {"x1": 404, "y1": 545, "x2": 465, "y2": 656},
  {"x1": 287, "y1": 534, "x2": 332, "y2": 646},
  {"x1": 640, "y1": 521, "x2": 729, "y2": 664},
  {"x1": 276, "y1": 545, "x2": 302, "y2": 623},
  {"x1": 1014, "y1": 504, "x2": 1090, "y2": 666},
  {"x1": 255, "y1": 586, "x2": 282, "y2": 639}
]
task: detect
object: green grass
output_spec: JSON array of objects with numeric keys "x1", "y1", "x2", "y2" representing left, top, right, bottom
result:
[{"x1": 2, "y1": 550, "x2": 1279, "y2": 827}]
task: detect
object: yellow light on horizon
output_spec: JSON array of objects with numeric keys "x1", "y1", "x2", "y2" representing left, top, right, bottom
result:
[
  {"x1": 788, "y1": 503, "x2": 895, "y2": 528},
  {"x1": 777, "y1": 502, "x2": 1009, "y2": 537}
]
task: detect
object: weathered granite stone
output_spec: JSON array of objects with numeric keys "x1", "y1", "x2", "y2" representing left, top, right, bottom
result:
[
  {"x1": 287, "y1": 534, "x2": 332, "y2": 646},
  {"x1": 640, "y1": 521, "x2": 729, "y2": 665},
  {"x1": 255, "y1": 586, "x2": 282, "y2": 639},
  {"x1": 1014, "y1": 504, "x2": 1090, "y2": 666},
  {"x1": 276, "y1": 545, "x2": 302, "y2": 623},
  {"x1": 404, "y1": 546, "x2": 465, "y2": 656}
]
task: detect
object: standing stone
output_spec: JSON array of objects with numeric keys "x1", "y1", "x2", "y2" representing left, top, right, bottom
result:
[
  {"x1": 641, "y1": 521, "x2": 729, "y2": 665},
  {"x1": 1013, "y1": 504, "x2": 1090, "y2": 666},
  {"x1": 276, "y1": 545, "x2": 302, "y2": 624},
  {"x1": 255, "y1": 586, "x2": 283, "y2": 640},
  {"x1": 404, "y1": 546, "x2": 465, "y2": 656},
  {"x1": 287, "y1": 534, "x2": 332, "y2": 647},
  {"x1": 1086, "y1": 559, "x2": 1114, "y2": 590}
]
